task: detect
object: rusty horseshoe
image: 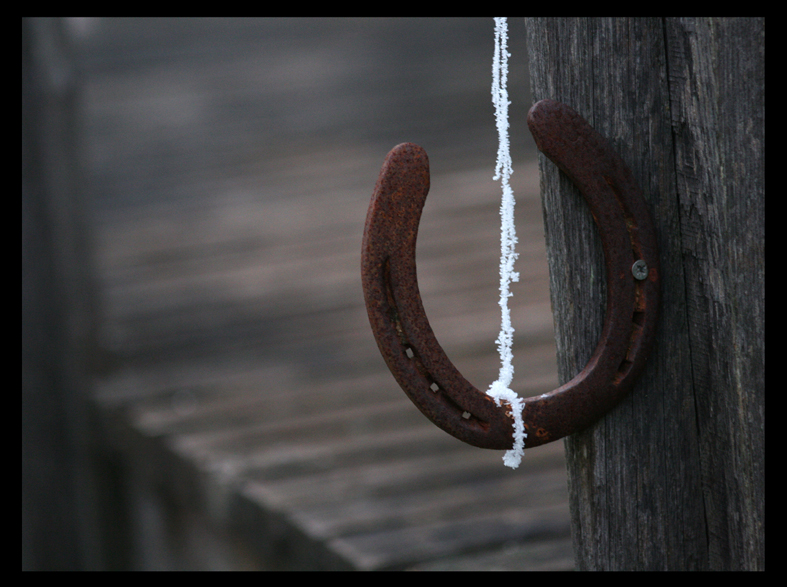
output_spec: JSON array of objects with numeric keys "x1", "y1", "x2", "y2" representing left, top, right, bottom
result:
[{"x1": 361, "y1": 99, "x2": 659, "y2": 449}]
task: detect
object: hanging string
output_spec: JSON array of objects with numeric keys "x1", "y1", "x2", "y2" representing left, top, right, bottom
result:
[{"x1": 486, "y1": 17, "x2": 526, "y2": 468}]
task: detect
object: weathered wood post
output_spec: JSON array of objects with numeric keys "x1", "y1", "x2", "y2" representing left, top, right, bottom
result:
[{"x1": 524, "y1": 17, "x2": 764, "y2": 570}]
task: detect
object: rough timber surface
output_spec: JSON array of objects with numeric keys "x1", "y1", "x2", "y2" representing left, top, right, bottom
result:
[{"x1": 77, "y1": 18, "x2": 571, "y2": 570}]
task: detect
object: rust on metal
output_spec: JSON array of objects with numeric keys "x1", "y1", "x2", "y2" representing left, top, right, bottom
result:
[{"x1": 361, "y1": 99, "x2": 660, "y2": 449}]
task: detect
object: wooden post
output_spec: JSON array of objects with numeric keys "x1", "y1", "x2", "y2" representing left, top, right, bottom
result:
[
  {"x1": 524, "y1": 17, "x2": 764, "y2": 570},
  {"x1": 22, "y1": 18, "x2": 104, "y2": 570}
]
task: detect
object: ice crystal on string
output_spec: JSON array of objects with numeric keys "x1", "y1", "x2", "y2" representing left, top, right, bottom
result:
[{"x1": 485, "y1": 17, "x2": 526, "y2": 468}]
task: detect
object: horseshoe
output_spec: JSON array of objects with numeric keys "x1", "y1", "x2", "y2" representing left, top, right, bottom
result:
[{"x1": 361, "y1": 99, "x2": 659, "y2": 449}]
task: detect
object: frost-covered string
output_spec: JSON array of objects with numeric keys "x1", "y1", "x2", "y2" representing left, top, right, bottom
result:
[{"x1": 486, "y1": 17, "x2": 526, "y2": 468}]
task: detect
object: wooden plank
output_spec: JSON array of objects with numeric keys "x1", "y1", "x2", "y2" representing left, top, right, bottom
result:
[{"x1": 82, "y1": 18, "x2": 571, "y2": 570}]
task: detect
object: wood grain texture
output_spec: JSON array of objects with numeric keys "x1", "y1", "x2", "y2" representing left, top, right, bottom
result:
[
  {"x1": 525, "y1": 17, "x2": 763, "y2": 570},
  {"x1": 664, "y1": 17, "x2": 765, "y2": 570}
]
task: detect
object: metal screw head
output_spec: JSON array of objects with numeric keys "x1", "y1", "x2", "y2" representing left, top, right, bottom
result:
[{"x1": 632, "y1": 260, "x2": 649, "y2": 280}]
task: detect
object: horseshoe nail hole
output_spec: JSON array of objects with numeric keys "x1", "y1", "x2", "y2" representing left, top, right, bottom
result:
[
  {"x1": 405, "y1": 347, "x2": 414, "y2": 359},
  {"x1": 614, "y1": 359, "x2": 633, "y2": 384},
  {"x1": 462, "y1": 411, "x2": 471, "y2": 419},
  {"x1": 430, "y1": 382, "x2": 440, "y2": 392}
]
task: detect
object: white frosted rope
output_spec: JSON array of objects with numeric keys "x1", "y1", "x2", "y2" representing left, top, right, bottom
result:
[{"x1": 486, "y1": 17, "x2": 526, "y2": 468}]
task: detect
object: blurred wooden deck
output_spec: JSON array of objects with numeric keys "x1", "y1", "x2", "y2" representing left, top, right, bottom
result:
[{"x1": 77, "y1": 18, "x2": 572, "y2": 570}]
